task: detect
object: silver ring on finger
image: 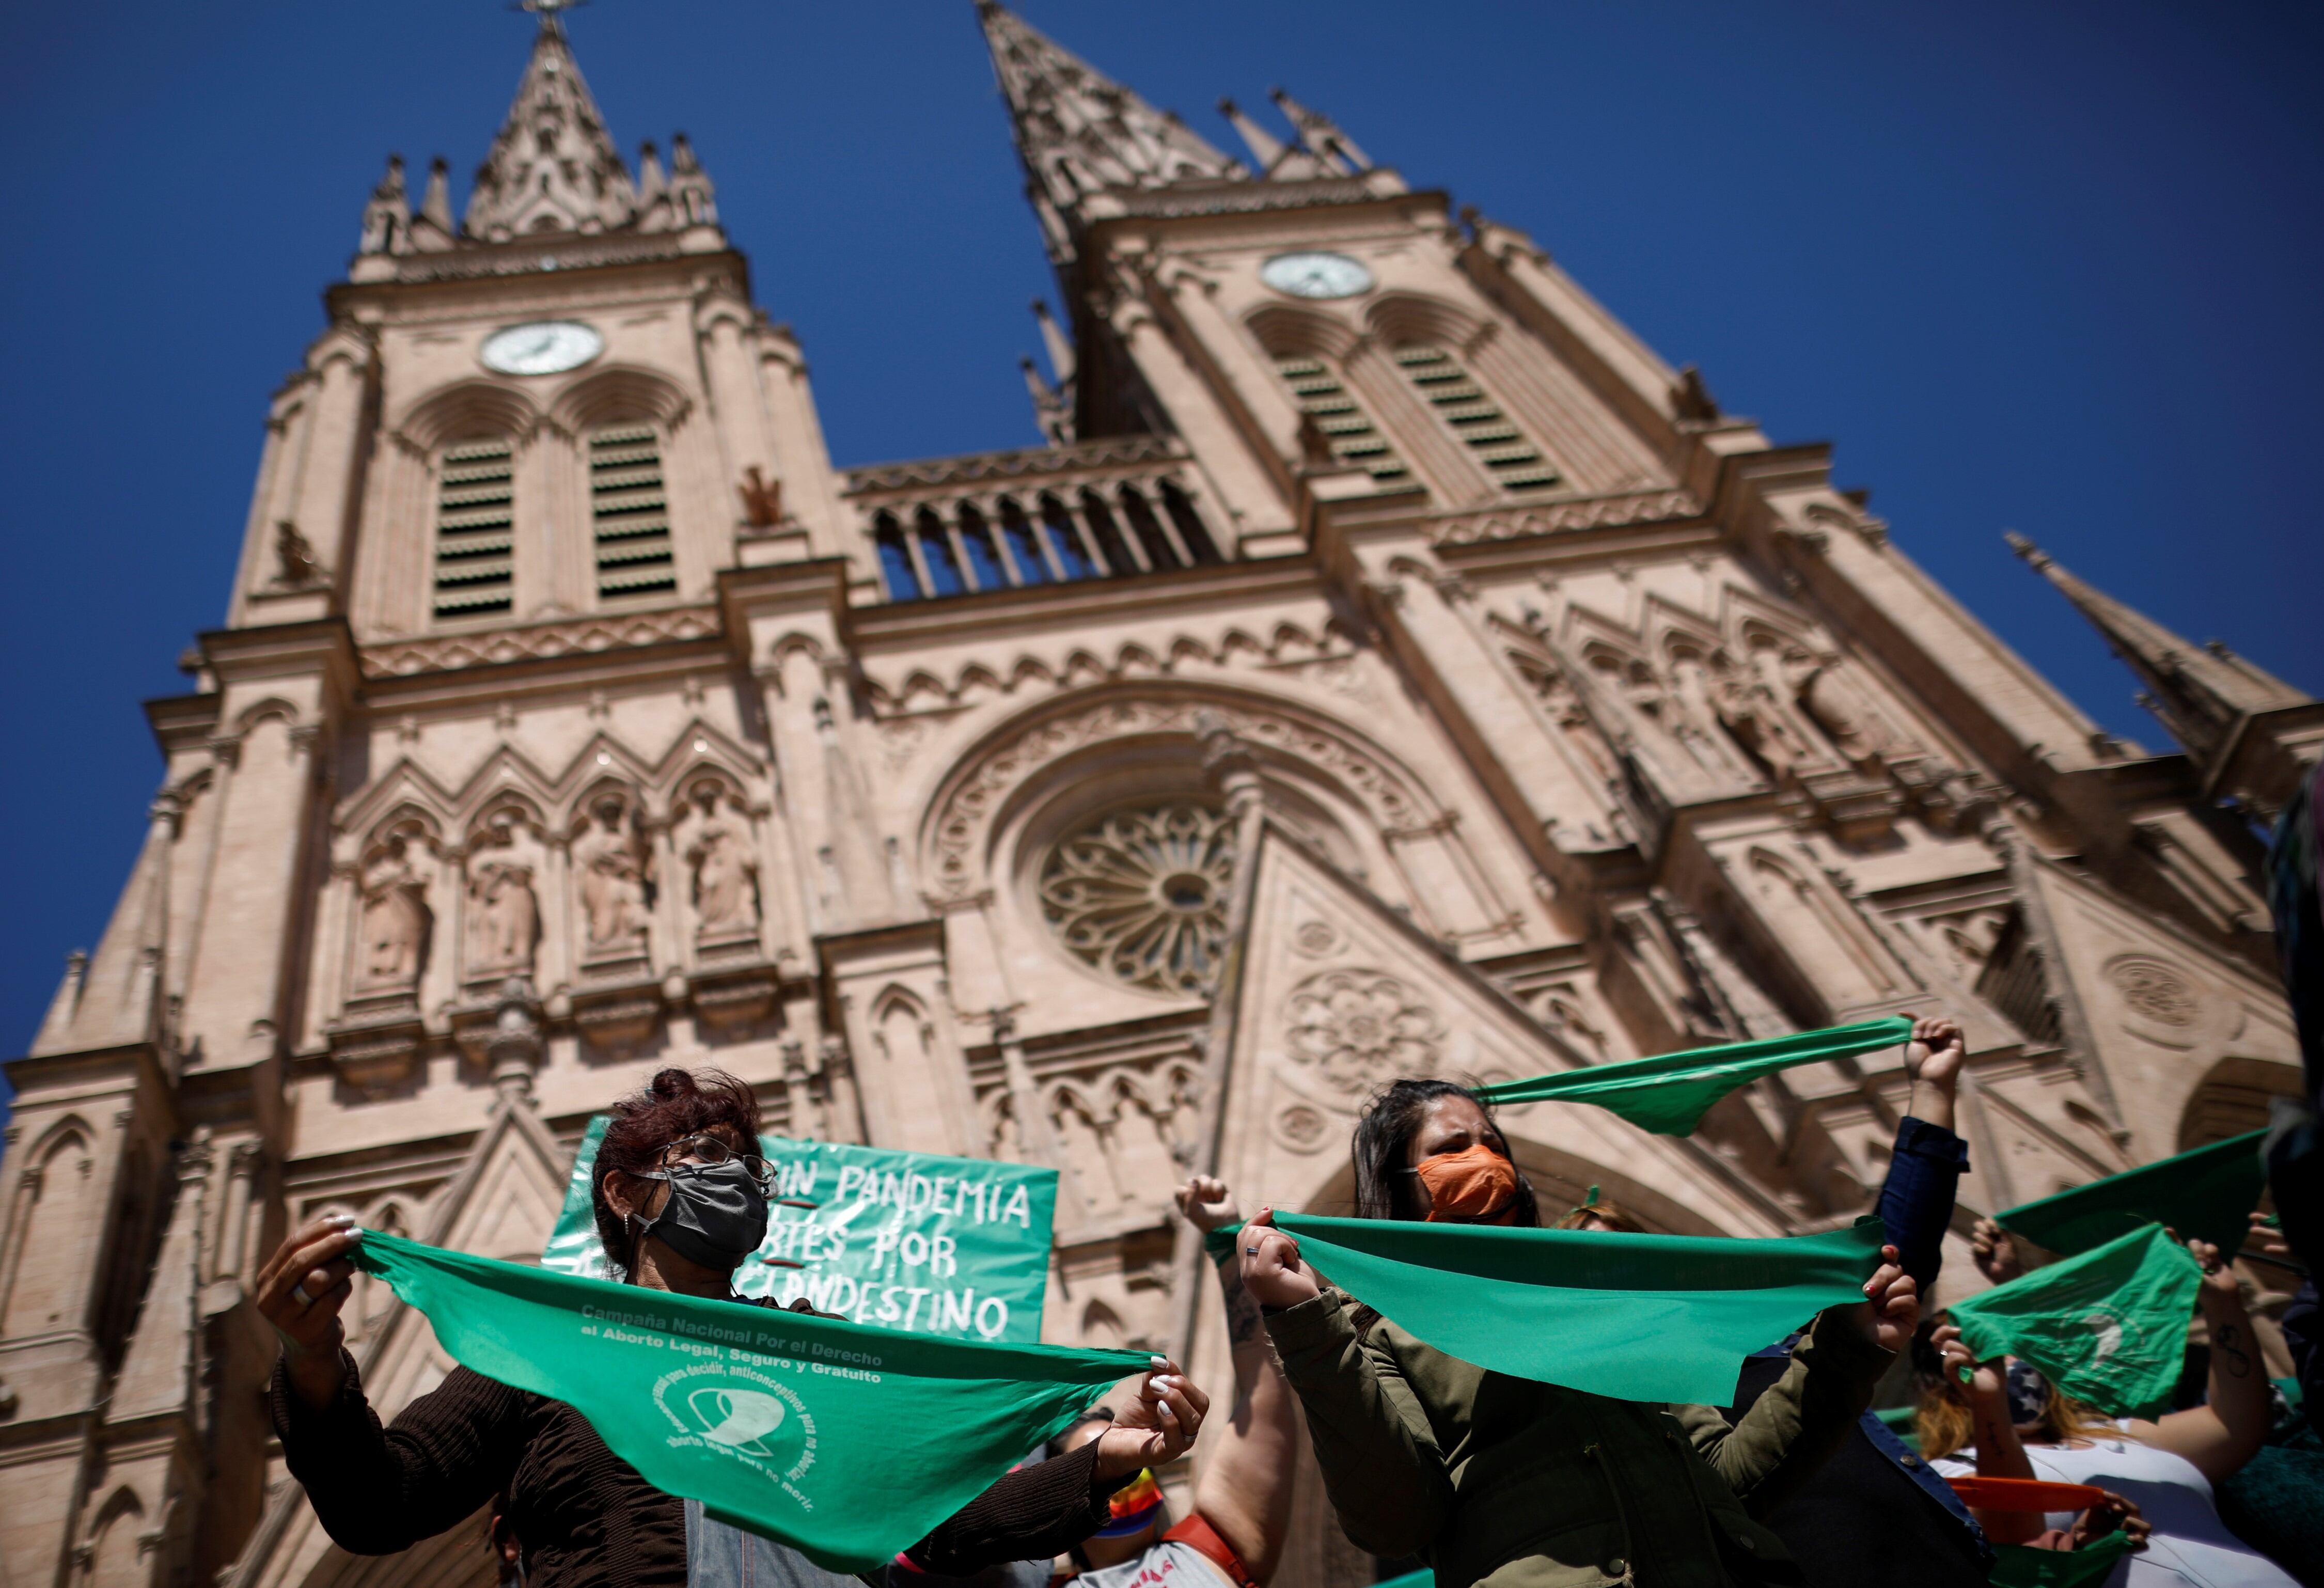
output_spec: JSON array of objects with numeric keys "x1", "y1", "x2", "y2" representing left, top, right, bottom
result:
[{"x1": 292, "y1": 1282, "x2": 315, "y2": 1307}]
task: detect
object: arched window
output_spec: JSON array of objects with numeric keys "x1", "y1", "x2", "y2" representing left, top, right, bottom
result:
[
  {"x1": 1118, "y1": 484, "x2": 1183, "y2": 570},
  {"x1": 1272, "y1": 356, "x2": 1409, "y2": 483},
  {"x1": 873, "y1": 511, "x2": 922, "y2": 600},
  {"x1": 955, "y1": 501, "x2": 1011, "y2": 589},
  {"x1": 1158, "y1": 481, "x2": 1221, "y2": 564},
  {"x1": 589, "y1": 426, "x2": 676, "y2": 600},
  {"x1": 1078, "y1": 488, "x2": 1139, "y2": 574},
  {"x1": 1040, "y1": 493, "x2": 1101, "y2": 579},
  {"x1": 1393, "y1": 345, "x2": 1560, "y2": 490},
  {"x1": 1, "y1": 1126, "x2": 96, "y2": 1337},
  {"x1": 996, "y1": 498, "x2": 1054, "y2": 585},
  {"x1": 432, "y1": 438, "x2": 515, "y2": 619},
  {"x1": 914, "y1": 507, "x2": 965, "y2": 596}
]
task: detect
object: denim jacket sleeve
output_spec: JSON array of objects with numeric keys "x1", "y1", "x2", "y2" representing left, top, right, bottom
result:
[
  {"x1": 1671, "y1": 1303, "x2": 1895, "y2": 1516},
  {"x1": 1876, "y1": 1115, "x2": 1969, "y2": 1295}
]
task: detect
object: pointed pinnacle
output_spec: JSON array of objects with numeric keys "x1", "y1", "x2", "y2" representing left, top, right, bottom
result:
[
  {"x1": 2002, "y1": 530, "x2": 2051, "y2": 571},
  {"x1": 1218, "y1": 96, "x2": 1288, "y2": 171}
]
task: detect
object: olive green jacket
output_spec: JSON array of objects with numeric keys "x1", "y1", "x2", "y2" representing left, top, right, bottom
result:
[{"x1": 1265, "y1": 1287, "x2": 1893, "y2": 1588}]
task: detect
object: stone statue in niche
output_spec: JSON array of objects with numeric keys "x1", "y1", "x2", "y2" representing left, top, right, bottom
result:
[
  {"x1": 356, "y1": 831, "x2": 431, "y2": 990},
  {"x1": 1716, "y1": 643, "x2": 1826, "y2": 778},
  {"x1": 1657, "y1": 652, "x2": 1755, "y2": 784},
  {"x1": 1712, "y1": 685, "x2": 1805, "y2": 777},
  {"x1": 1797, "y1": 660, "x2": 1909, "y2": 765},
  {"x1": 1540, "y1": 668, "x2": 1623, "y2": 790},
  {"x1": 464, "y1": 811, "x2": 539, "y2": 977},
  {"x1": 574, "y1": 795, "x2": 651, "y2": 955},
  {"x1": 679, "y1": 781, "x2": 759, "y2": 939}
]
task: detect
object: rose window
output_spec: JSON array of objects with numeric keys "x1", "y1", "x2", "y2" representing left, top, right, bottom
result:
[{"x1": 1040, "y1": 804, "x2": 1238, "y2": 994}]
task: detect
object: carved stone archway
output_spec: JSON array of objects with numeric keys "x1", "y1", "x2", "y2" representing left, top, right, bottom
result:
[{"x1": 917, "y1": 682, "x2": 1439, "y2": 905}]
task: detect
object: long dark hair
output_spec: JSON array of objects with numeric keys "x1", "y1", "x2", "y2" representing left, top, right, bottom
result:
[
  {"x1": 1351, "y1": 1078, "x2": 1541, "y2": 1227},
  {"x1": 590, "y1": 1067, "x2": 763, "y2": 1279}
]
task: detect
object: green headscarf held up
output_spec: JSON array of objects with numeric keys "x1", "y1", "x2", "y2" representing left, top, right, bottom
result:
[
  {"x1": 1477, "y1": 1017, "x2": 1915, "y2": 1136},
  {"x1": 351, "y1": 1230, "x2": 1147, "y2": 1570},
  {"x1": 1212, "y1": 1214, "x2": 1887, "y2": 1405}
]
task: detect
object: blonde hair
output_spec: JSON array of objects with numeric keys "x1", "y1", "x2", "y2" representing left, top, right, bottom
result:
[
  {"x1": 1553, "y1": 1198, "x2": 1644, "y2": 1233},
  {"x1": 1915, "y1": 1374, "x2": 2120, "y2": 1459}
]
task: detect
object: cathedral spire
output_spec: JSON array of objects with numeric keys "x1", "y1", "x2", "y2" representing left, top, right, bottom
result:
[
  {"x1": 2007, "y1": 532, "x2": 2316, "y2": 800},
  {"x1": 463, "y1": 5, "x2": 638, "y2": 242},
  {"x1": 977, "y1": 1, "x2": 1244, "y2": 263}
]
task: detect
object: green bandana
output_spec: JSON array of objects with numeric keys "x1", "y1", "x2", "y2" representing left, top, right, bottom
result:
[
  {"x1": 1220, "y1": 1212, "x2": 1885, "y2": 1405},
  {"x1": 1998, "y1": 1129, "x2": 2265, "y2": 1259},
  {"x1": 1475, "y1": 1017, "x2": 1915, "y2": 1136},
  {"x1": 1988, "y1": 1533, "x2": 2138, "y2": 1588},
  {"x1": 1946, "y1": 1224, "x2": 2201, "y2": 1418},
  {"x1": 352, "y1": 1230, "x2": 1145, "y2": 1570}
]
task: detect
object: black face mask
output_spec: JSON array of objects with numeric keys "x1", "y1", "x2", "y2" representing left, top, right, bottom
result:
[{"x1": 634, "y1": 1159, "x2": 769, "y2": 1271}]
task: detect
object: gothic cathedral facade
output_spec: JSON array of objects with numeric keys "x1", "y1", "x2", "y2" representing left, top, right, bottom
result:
[{"x1": 5, "y1": 8, "x2": 2318, "y2": 1587}]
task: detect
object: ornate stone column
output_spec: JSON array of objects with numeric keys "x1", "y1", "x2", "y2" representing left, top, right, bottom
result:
[{"x1": 484, "y1": 977, "x2": 545, "y2": 1103}]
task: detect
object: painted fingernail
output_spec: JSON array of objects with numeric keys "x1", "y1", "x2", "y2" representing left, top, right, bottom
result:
[{"x1": 1150, "y1": 1355, "x2": 1168, "y2": 1368}]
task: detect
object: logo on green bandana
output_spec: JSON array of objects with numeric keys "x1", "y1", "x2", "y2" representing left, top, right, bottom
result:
[
  {"x1": 2080, "y1": 1304, "x2": 2132, "y2": 1364},
  {"x1": 654, "y1": 1363, "x2": 816, "y2": 1501}
]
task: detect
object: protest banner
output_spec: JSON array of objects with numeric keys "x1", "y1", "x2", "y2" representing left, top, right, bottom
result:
[{"x1": 545, "y1": 1119, "x2": 1058, "y2": 1342}]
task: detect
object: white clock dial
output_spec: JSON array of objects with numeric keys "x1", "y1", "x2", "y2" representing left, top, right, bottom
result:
[
  {"x1": 1260, "y1": 251, "x2": 1375, "y2": 301},
  {"x1": 479, "y1": 320, "x2": 604, "y2": 376}
]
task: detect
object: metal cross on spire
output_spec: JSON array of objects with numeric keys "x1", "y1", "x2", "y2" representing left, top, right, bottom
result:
[{"x1": 519, "y1": 0, "x2": 585, "y2": 30}]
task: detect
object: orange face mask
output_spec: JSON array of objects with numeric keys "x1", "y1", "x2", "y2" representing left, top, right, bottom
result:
[{"x1": 1414, "y1": 1143, "x2": 1519, "y2": 1222}]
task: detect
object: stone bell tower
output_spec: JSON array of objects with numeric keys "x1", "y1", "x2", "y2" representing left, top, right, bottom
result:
[{"x1": 0, "y1": 6, "x2": 2312, "y2": 1587}]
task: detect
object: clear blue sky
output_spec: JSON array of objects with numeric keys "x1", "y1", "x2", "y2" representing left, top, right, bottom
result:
[{"x1": 2, "y1": 2, "x2": 2318, "y2": 1114}]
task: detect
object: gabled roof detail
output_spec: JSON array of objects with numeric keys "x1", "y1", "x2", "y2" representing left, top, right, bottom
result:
[{"x1": 1212, "y1": 820, "x2": 1797, "y2": 1236}]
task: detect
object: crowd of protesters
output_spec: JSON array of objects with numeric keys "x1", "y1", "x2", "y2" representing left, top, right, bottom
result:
[{"x1": 253, "y1": 763, "x2": 2324, "y2": 1588}]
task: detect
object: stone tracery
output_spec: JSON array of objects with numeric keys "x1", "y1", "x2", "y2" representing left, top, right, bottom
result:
[
  {"x1": 1284, "y1": 968, "x2": 1446, "y2": 1094},
  {"x1": 1040, "y1": 803, "x2": 1237, "y2": 994}
]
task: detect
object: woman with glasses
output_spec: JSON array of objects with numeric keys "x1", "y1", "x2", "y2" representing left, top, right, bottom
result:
[{"x1": 257, "y1": 1067, "x2": 1206, "y2": 1588}]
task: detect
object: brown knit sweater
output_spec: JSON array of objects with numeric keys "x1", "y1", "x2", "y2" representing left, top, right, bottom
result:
[{"x1": 270, "y1": 1349, "x2": 1122, "y2": 1588}]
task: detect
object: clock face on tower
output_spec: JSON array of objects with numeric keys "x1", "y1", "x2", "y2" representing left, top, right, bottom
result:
[
  {"x1": 1259, "y1": 251, "x2": 1375, "y2": 301},
  {"x1": 479, "y1": 320, "x2": 604, "y2": 376}
]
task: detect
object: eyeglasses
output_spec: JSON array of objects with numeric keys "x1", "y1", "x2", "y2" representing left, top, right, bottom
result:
[{"x1": 658, "y1": 1133, "x2": 772, "y2": 1188}]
